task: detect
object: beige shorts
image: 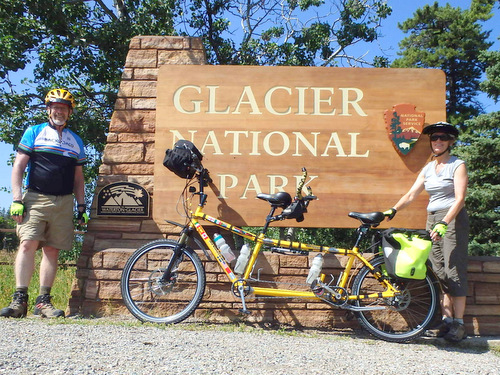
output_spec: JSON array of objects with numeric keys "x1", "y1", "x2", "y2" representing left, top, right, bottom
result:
[{"x1": 16, "y1": 190, "x2": 75, "y2": 250}]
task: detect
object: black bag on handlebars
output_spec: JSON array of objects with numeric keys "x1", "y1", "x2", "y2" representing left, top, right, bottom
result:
[{"x1": 163, "y1": 140, "x2": 203, "y2": 179}]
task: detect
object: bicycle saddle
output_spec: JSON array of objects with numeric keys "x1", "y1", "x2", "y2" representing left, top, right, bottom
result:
[
  {"x1": 348, "y1": 211, "x2": 385, "y2": 226},
  {"x1": 257, "y1": 192, "x2": 292, "y2": 208}
]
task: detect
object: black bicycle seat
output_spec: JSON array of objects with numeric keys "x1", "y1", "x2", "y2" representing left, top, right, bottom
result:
[
  {"x1": 257, "y1": 192, "x2": 292, "y2": 208},
  {"x1": 348, "y1": 211, "x2": 385, "y2": 226}
]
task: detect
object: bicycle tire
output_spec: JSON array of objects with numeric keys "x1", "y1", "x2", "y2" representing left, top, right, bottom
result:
[
  {"x1": 120, "y1": 239, "x2": 206, "y2": 324},
  {"x1": 351, "y1": 256, "x2": 439, "y2": 343}
]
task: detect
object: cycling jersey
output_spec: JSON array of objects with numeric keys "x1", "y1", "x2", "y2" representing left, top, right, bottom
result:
[{"x1": 18, "y1": 122, "x2": 86, "y2": 195}]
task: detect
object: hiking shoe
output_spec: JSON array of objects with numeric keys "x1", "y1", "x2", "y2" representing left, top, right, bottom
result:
[
  {"x1": 0, "y1": 291, "x2": 28, "y2": 318},
  {"x1": 33, "y1": 294, "x2": 65, "y2": 318},
  {"x1": 425, "y1": 320, "x2": 451, "y2": 338},
  {"x1": 444, "y1": 321, "x2": 467, "y2": 342}
]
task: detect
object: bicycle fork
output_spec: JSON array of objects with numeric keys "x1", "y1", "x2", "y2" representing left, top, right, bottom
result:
[{"x1": 159, "y1": 230, "x2": 190, "y2": 283}]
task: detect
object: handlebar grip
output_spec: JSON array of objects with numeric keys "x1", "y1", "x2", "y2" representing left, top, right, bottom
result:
[{"x1": 296, "y1": 167, "x2": 307, "y2": 198}]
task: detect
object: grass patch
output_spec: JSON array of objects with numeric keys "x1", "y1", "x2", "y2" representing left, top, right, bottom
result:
[{"x1": 0, "y1": 250, "x2": 75, "y2": 313}]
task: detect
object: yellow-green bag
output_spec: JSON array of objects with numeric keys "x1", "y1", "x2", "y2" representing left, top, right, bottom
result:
[{"x1": 382, "y1": 228, "x2": 432, "y2": 280}]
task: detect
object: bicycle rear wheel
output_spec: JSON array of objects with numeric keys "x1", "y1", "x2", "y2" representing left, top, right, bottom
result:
[
  {"x1": 121, "y1": 239, "x2": 206, "y2": 324},
  {"x1": 351, "y1": 256, "x2": 439, "y2": 343}
]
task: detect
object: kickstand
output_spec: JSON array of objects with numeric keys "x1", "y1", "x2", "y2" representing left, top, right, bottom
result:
[{"x1": 238, "y1": 284, "x2": 251, "y2": 315}]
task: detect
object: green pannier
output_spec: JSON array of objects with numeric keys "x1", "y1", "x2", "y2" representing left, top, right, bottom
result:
[{"x1": 382, "y1": 228, "x2": 432, "y2": 280}]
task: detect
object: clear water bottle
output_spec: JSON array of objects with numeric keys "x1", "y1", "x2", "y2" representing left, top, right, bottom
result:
[
  {"x1": 234, "y1": 244, "x2": 251, "y2": 275},
  {"x1": 306, "y1": 254, "x2": 324, "y2": 285},
  {"x1": 214, "y1": 234, "x2": 236, "y2": 262}
]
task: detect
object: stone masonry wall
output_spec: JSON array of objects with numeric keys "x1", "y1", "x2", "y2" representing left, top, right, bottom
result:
[{"x1": 68, "y1": 36, "x2": 500, "y2": 336}]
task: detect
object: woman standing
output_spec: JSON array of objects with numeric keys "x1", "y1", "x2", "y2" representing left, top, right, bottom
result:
[{"x1": 385, "y1": 121, "x2": 469, "y2": 342}]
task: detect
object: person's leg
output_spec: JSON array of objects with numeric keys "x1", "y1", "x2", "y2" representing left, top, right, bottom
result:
[
  {"x1": 0, "y1": 240, "x2": 40, "y2": 318},
  {"x1": 14, "y1": 240, "x2": 40, "y2": 288},
  {"x1": 39, "y1": 245, "x2": 60, "y2": 288},
  {"x1": 452, "y1": 296, "x2": 466, "y2": 320},
  {"x1": 34, "y1": 245, "x2": 65, "y2": 318},
  {"x1": 441, "y1": 293, "x2": 453, "y2": 319}
]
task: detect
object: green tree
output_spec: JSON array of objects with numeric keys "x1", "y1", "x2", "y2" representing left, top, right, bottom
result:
[
  {"x1": 391, "y1": 0, "x2": 494, "y2": 125},
  {"x1": 454, "y1": 112, "x2": 500, "y2": 256},
  {"x1": 184, "y1": 0, "x2": 392, "y2": 66},
  {"x1": 454, "y1": 48, "x2": 500, "y2": 256}
]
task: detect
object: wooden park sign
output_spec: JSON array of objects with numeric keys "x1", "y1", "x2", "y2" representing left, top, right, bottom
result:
[{"x1": 154, "y1": 65, "x2": 446, "y2": 228}]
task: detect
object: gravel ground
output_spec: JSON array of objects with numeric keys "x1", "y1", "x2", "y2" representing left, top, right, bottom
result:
[{"x1": 1, "y1": 317, "x2": 499, "y2": 375}]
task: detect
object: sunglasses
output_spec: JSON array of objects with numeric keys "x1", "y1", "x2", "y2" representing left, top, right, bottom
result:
[{"x1": 430, "y1": 134, "x2": 453, "y2": 141}]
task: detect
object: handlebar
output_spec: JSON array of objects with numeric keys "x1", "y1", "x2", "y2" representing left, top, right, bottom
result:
[{"x1": 296, "y1": 167, "x2": 316, "y2": 206}]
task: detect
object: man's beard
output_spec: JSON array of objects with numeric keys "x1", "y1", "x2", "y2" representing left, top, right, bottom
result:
[{"x1": 51, "y1": 116, "x2": 66, "y2": 126}]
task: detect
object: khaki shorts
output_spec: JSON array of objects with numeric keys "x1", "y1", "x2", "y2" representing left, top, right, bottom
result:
[
  {"x1": 16, "y1": 190, "x2": 75, "y2": 250},
  {"x1": 426, "y1": 208, "x2": 469, "y2": 297}
]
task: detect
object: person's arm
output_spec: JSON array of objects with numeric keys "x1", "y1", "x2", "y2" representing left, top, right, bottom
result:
[
  {"x1": 11, "y1": 152, "x2": 30, "y2": 223},
  {"x1": 73, "y1": 165, "x2": 85, "y2": 205},
  {"x1": 73, "y1": 165, "x2": 88, "y2": 225},
  {"x1": 393, "y1": 172, "x2": 426, "y2": 212}
]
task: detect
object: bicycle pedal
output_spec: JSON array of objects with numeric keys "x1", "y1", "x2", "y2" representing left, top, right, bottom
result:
[{"x1": 238, "y1": 308, "x2": 251, "y2": 315}]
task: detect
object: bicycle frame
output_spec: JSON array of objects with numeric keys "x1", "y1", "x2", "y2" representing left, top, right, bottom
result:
[{"x1": 181, "y1": 169, "x2": 400, "y2": 307}]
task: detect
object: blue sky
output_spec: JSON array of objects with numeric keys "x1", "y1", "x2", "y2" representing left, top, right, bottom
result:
[{"x1": 0, "y1": 0, "x2": 498, "y2": 210}]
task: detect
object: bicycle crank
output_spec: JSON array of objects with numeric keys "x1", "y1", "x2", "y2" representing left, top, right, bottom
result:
[{"x1": 231, "y1": 280, "x2": 252, "y2": 315}]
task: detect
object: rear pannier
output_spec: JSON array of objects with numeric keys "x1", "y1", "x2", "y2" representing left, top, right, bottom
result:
[{"x1": 382, "y1": 228, "x2": 432, "y2": 280}]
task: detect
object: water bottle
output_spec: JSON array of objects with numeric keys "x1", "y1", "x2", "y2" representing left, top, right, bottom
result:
[
  {"x1": 306, "y1": 254, "x2": 324, "y2": 285},
  {"x1": 214, "y1": 234, "x2": 236, "y2": 262},
  {"x1": 234, "y1": 244, "x2": 251, "y2": 274}
]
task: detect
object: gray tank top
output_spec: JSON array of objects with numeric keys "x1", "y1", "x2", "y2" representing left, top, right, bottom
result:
[{"x1": 421, "y1": 156, "x2": 465, "y2": 212}]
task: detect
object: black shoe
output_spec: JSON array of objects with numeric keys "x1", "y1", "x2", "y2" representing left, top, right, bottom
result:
[
  {"x1": 0, "y1": 291, "x2": 28, "y2": 318},
  {"x1": 444, "y1": 321, "x2": 467, "y2": 342},
  {"x1": 425, "y1": 320, "x2": 451, "y2": 338},
  {"x1": 33, "y1": 294, "x2": 65, "y2": 318}
]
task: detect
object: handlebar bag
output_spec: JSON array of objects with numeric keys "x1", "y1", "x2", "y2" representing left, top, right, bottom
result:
[
  {"x1": 163, "y1": 140, "x2": 203, "y2": 179},
  {"x1": 382, "y1": 228, "x2": 432, "y2": 280}
]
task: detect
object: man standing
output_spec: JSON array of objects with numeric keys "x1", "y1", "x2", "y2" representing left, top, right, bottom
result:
[{"x1": 1, "y1": 88, "x2": 88, "y2": 318}]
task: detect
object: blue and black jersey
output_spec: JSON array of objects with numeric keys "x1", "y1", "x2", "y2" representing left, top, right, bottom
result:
[{"x1": 18, "y1": 122, "x2": 86, "y2": 196}]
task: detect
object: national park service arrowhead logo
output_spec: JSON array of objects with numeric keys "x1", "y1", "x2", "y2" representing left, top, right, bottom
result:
[
  {"x1": 97, "y1": 181, "x2": 150, "y2": 217},
  {"x1": 384, "y1": 104, "x2": 425, "y2": 155}
]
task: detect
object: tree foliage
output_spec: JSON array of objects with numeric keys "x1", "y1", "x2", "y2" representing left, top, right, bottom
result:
[
  {"x1": 454, "y1": 112, "x2": 500, "y2": 256},
  {"x1": 182, "y1": 0, "x2": 392, "y2": 66},
  {"x1": 391, "y1": 0, "x2": 494, "y2": 125}
]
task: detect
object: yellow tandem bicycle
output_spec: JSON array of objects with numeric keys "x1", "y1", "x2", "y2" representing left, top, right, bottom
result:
[{"x1": 121, "y1": 149, "x2": 439, "y2": 343}]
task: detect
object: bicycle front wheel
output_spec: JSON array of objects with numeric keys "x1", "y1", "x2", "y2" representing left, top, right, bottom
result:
[
  {"x1": 121, "y1": 239, "x2": 206, "y2": 324},
  {"x1": 351, "y1": 256, "x2": 439, "y2": 343}
]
